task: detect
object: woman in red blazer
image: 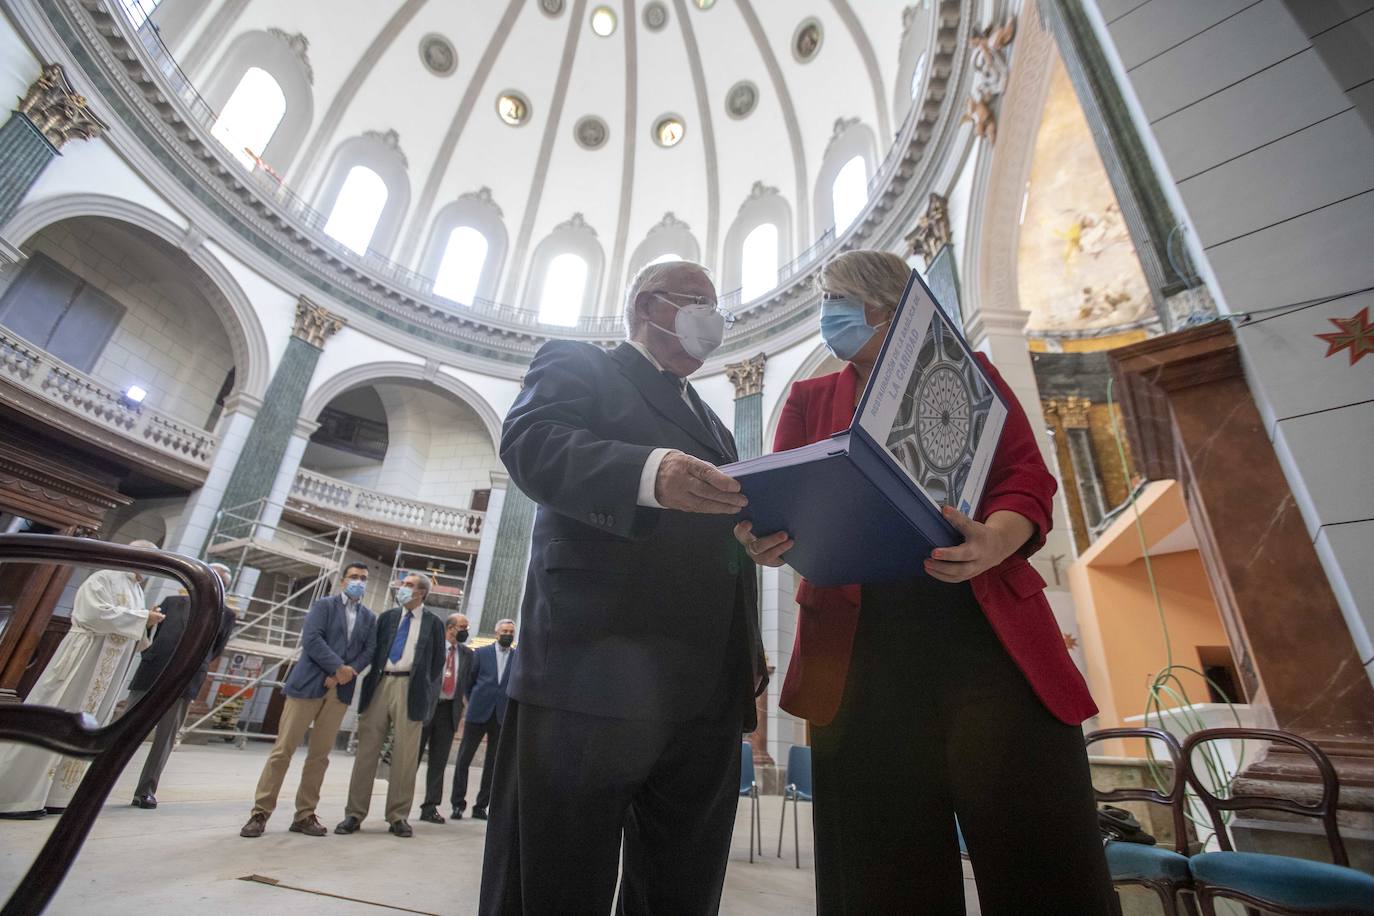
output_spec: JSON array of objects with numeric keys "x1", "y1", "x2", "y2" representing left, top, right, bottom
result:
[{"x1": 735, "y1": 251, "x2": 1113, "y2": 915}]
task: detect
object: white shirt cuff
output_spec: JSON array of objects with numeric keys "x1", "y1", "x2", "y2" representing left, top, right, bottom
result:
[{"x1": 637, "y1": 448, "x2": 673, "y2": 508}]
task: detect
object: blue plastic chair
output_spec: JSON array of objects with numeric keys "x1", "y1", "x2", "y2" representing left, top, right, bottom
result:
[
  {"x1": 1086, "y1": 727, "x2": 1194, "y2": 916},
  {"x1": 1182, "y1": 728, "x2": 1374, "y2": 916},
  {"x1": 739, "y1": 741, "x2": 763, "y2": 862},
  {"x1": 777, "y1": 744, "x2": 813, "y2": 868}
]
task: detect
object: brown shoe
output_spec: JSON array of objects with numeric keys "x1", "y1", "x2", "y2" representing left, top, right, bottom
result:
[
  {"x1": 240, "y1": 812, "x2": 268, "y2": 837},
  {"x1": 289, "y1": 814, "x2": 328, "y2": 837}
]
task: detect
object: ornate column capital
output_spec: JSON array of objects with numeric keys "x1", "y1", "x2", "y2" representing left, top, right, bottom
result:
[
  {"x1": 16, "y1": 64, "x2": 108, "y2": 150},
  {"x1": 725, "y1": 352, "x2": 767, "y2": 399},
  {"x1": 1046, "y1": 395, "x2": 1092, "y2": 429},
  {"x1": 906, "y1": 192, "x2": 951, "y2": 262},
  {"x1": 292, "y1": 297, "x2": 345, "y2": 348}
]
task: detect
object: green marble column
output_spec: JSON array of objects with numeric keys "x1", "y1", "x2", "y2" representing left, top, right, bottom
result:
[
  {"x1": 208, "y1": 299, "x2": 342, "y2": 542},
  {"x1": 0, "y1": 65, "x2": 108, "y2": 228},
  {"x1": 479, "y1": 482, "x2": 537, "y2": 634}
]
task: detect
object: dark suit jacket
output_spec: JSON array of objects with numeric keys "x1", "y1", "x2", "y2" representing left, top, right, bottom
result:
[
  {"x1": 282, "y1": 594, "x2": 377, "y2": 705},
  {"x1": 129, "y1": 594, "x2": 236, "y2": 700},
  {"x1": 358, "y1": 606, "x2": 446, "y2": 723},
  {"x1": 464, "y1": 642, "x2": 513, "y2": 724},
  {"x1": 435, "y1": 641, "x2": 475, "y2": 729},
  {"x1": 500, "y1": 340, "x2": 766, "y2": 727}
]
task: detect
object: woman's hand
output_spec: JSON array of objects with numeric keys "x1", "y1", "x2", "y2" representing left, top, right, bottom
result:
[
  {"x1": 734, "y1": 520, "x2": 794, "y2": 568},
  {"x1": 923, "y1": 507, "x2": 1034, "y2": 583}
]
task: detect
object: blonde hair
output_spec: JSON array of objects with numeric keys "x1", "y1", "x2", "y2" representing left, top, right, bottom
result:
[{"x1": 815, "y1": 250, "x2": 910, "y2": 315}]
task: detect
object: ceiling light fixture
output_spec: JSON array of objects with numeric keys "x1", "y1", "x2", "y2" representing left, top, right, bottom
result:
[
  {"x1": 122, "y1": 384, "x2": 148, "y2": 407},
  {"x1": 591, "y1": 6, "x2": 617, "y2": 37},
  {"x1": 653, "y1": 115, "x2": 685, "y2": 148},
  {"x1": 694, "y1": 0, "x2": 716, "y2": 9},
  {"x1": 497, "y1": 91, "x2": 531, "y2": 126}
]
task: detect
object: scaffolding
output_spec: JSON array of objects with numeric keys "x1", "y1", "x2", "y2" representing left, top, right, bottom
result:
[
  {"x1": 179, "y1": 499, "x2": 350, "y2": 745},
  {"x1": 386, "y1": 542, "x2": 476, "y2": 618}
]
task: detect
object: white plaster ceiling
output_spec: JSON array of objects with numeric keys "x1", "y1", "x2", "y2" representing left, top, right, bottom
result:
[{"x1": 163, "y1": 0, "x2": 931, "y2": 313}]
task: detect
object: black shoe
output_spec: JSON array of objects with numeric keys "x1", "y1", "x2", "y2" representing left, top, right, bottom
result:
[
  {"x1": 472, "y1": 807, "x2": 487, "y2": 820},
  {"x1": 131, "y1": 795, "x2": 157, "y2": 810},
  {"x1": 449, "y1": 808, "x2": 464, "y2": 820},
  {"x1": 334, "y1": 815, "x2": 362, "y2": 835},
  {"x1": 419, "y1": 809, "x2": 445, "y2": 825},
  {"x1": 389, "y1": 819, "x2": 413, "y2": 837},
  {"x1": 43, "y1": 807, "x2": 65, "y2": 815}
]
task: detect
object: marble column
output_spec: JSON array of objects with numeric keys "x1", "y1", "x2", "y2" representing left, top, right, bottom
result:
[
  {"x1": 208, "y1": 298, "x2": 343, "y2": 545},
  {"x1": 1112, "y1": 322, "x2": 1374, "y2": 866},
  {"x1": 478, "y1": 476, "x2": 536, "y2": 635},
  {"x1": 463, "y1": 471, "x2": 508, "y2": 625},
  {"x1": 0, "y1": 64, "x2": 108, "y2": 227},
  {"x1": 726, "y1": 352, "x2": 774, "y2": 765}
]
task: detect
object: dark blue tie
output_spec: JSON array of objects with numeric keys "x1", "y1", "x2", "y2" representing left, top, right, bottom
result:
[{"x1": 388, "y1": 612, "x2": 412, "y2": 665}]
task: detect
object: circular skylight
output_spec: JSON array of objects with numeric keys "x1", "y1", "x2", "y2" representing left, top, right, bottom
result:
[
  {"x1": 793, "y1": 18, "x2": 823, "y2": 62},
  {"x1": 725, "y1": 81, "x2": 758, "y2": 120},
  {"x1": 418, "y1": 34, "x2": 457, "y2": 77},
  {"x1": 643, "y1": 2, "x2": 669, "y2": 31},
  {"x1": 694, "y1": 0, "x2": 716, "y2": 9},
  {"x1": 574, "y1": 115, "x2": 609, "y2": 150},
  {"x1": 590, "y1": 6, "x2": 617, "y2": 37},
  {"x1": 496, "y1": 91, "x2": 531, "y2": 126},
  {"x1": 539, "y1": 0, "x2": 565, "y2": 16},
  {"x1": 653, "y1": 115, "x2": 685, "y2": 148}
]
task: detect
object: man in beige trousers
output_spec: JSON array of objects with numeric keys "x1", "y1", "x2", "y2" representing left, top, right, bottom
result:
[
  {"x1": 335, "y1": 572, "x2": 446, "y2": 837},
  {"x1": 240, "y1": 563, "x2": 377, "y2": 837}
]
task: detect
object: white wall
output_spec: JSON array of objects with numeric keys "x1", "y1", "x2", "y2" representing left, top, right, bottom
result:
[{"x1": 1088, "y1": 0, "x2": 1374, "y2": 681}]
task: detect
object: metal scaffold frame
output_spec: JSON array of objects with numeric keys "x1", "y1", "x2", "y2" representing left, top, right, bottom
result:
[
  {"x1": 386, "y1": 542, "x2": 476, "y2": 619},
  {"x1": 179, "y1": 499, "x2": 350, "y2": 745}
]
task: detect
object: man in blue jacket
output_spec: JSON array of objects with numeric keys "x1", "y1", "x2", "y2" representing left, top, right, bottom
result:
[
  {"x1": 451, "y1": 618, "x2": 515, "y2": 820},
  {"x1": 240, "y1": 562, "x2": 377, "y2": 838}
]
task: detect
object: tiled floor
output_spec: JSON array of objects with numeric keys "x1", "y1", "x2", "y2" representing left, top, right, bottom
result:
[{"x1": 0, "y1": 742, "x2": 984, "y2": 914}]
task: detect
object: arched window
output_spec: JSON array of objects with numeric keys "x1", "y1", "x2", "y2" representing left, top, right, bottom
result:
[
  {"x1": 433, "y1": 226, "x2": 490, "y2": 306},
  {"x1": 323, "y1": 166, "x2": 389, "y2": 255},
  {"x1": 909, "y1": 50, "x2": 929, "y2": 100},
  {"x1": 831, "y1": 156, "x2": 869, "y2": 233},
  {"x1": 647, "y1": 253, "x2": 683, "y2": 266},
  {"x1": 741, "y1": 223, "x2": 779, "y2": 302},
  {"x1": 539, "y1": 253, "x2": 590, "y2": 326},
  {"x1": 119, "y1": 0, "x2": 162, "y2": 26},
  {"x1": 211, "y1": 67, "x2": 286, "y2": 169}
]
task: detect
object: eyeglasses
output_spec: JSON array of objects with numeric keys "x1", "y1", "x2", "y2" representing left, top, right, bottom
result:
[{"x1": 652, "y1": 291, "x2": 737, "y2": 329}]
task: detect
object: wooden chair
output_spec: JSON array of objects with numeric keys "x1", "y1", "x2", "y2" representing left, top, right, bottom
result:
[
  {"x1": 1182, "y1": 727, "x2": 1374, "y2": 916},
  {"x1": 0, "y1": 534, "x2": 223, "y2": 916},
  {"x1": 1086, "y1": 727, "x2": 1195, "y2": 916}
]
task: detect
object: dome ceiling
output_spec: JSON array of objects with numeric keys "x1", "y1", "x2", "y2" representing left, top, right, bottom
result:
[{"x1": 156, "y1": 0, "x2": 938, "y2": 315}]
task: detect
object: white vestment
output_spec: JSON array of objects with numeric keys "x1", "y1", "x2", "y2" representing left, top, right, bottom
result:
[{"x1": 0, "y1": 570, "x2": 149, "y2": 813}]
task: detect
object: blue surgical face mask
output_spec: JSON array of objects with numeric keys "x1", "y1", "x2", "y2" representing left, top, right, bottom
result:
[
  {"x1": 820, "y1": 297, "x2": 886, "y2": 362},
  {"x1": 344, "y1": 580, "x2": 366, "y2": 600},
  {"x1": 395, "y1": 585, "x2": 414, "y2": 606}
]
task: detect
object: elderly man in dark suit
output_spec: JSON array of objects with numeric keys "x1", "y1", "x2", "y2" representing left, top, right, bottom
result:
[
  {"x1": 478, "y1": 260, "x2": 767, "y2": 915},
  {"x1": 452, "y1": 618, "x2": 515, "y2": 821},
  {"x1": 337, "y1": 571, "x2": 445, "y2": 838},
  {"x1": 241, "y1": 562, "x2": 377, "y2": 838},
  {"x1": 417, "y1": 611, "x2": 475, "y2": 824},
  {"x1": 127, "y1": 562, "x2": 237, "y2": 810}
]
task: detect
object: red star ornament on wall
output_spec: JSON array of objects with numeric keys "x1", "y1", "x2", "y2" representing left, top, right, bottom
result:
[{"x1": 1315, "y1": 306, "x2": 1374, "y2": 365}]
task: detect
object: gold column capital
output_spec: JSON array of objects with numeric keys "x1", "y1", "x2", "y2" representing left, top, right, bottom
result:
[
  {"x1": 725, "y1": 352, "x2": 767, "y2": 399},
  {"x1": 292, "y1": 297, "x2": 345, "y2": 348},
  {"x1": 17, "y1": 63, "x2": 108, "y2": 150}
]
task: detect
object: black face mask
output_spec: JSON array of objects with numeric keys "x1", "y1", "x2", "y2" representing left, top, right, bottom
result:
[
  {"x1": 498, "y1": 634, "x2": 514, "y2": 648},
  {"x1": 454, "y1": 629, "x2": 469, "y2": 644}
]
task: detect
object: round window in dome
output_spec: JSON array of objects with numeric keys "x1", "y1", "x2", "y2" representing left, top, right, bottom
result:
[
  {"x1": 653, "y1": 115, "x2": 685, "y2": 148},
  {"x1": 497, "y1": 91, "x2": 531, "y2": 126},
  {"x1": 793, "y1": 18, "x2": 823, "y2": 62},
  {"x1": 591, "y1": 6, "x2": 617, "y2": 37},
  {"x1": 574, "y1": 116, "x2": 609, "y2": 150},
  {"x1": 725, "y1": 81, "x2": 758, "y2": 120},
  {"x1": 694, "y1": 0, "x2": 716, "y2": 9},
  {"x1": 539, "y1": 0, "x2": 565, "y2": 16},
  {"x1": 643, "y1": 2, "x2": 669, "y2": 31},
  {"x1": 419, "y1": 34, "x2": 457, "y2": 77}
]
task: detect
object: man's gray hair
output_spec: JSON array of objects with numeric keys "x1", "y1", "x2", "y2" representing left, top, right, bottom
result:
[
  {"x1": 404, "y1": 571, "x2": 435, "y2": 594},
  {"x1": 623, "y1": 259, "x2": 712, "y2": 338},
  {"x1": 496, "y1": 618, "x2": 516, "y2": 629}
]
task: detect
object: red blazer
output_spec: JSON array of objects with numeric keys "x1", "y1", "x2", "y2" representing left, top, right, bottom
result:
[{"x1": 774, "y1": 357, "x2": 1097, "y2": 727}]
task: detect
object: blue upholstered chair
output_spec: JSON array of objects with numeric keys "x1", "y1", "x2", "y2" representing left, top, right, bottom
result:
[
  {"x1": 1086, "y1": 727, "x2": 1194, "y2": 916},
  {"x1": 1182, "y1": 727, "x2": 1374, "y2": 916},
  {"x1": 739, "y1": 741, "x2": 763, "y2": 863},
  {"x1": 777, "y1": 744, "x2": 813, "y2": 869}
]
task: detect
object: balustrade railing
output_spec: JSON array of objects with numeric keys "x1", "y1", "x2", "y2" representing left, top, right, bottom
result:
[
  {"x1": 0, "y1": 328, "x2": 218, "y2": 467},
  {"x1": 290, "y1": 468, "x2": 485, "y2": 539}
]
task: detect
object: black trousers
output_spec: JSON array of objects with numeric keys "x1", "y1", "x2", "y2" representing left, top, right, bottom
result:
[
  {"x1": 810, "y1": 576, "x2": 1116, "y2": 916},
  {"x1": 126, "y1": 690, "x2": 190, "y2": 798},
  {"x1": 478, "y1": 696, "x2": 743, "y2": 916},
  {"x1": 454, "y1": 712, "x2": 502, "y2": 813},
  {"x1": 419, "y1": 698, "x2": 459, "y2": 813}
]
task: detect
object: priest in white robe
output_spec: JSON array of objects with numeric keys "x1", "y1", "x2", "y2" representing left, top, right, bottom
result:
[{"x1": 0, "y1": 541, "x2": 164, "y2": 817}]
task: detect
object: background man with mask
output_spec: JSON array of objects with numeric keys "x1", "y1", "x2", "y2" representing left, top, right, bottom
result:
[
  {"x1": 453, "y1": 618, "x2": 515, "y2": 821},
  {"x1": 417, "y1": 612, "x2": 475, "y2": 824},
  {"x1": 478, "y1": 261, "x2": 768, "y2": 915},
  {"x1": 240, "y1": 562, "x2": 376, "y2": 838}
]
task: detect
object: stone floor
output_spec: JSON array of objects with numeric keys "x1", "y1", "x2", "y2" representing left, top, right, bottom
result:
[{"x1": 0, "y1": 742, "x2": 998, "y2": 914}]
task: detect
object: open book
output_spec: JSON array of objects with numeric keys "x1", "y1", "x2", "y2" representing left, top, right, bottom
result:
[{"x1": 720, "y1": 269, "x2": 1007, "y2": 586}]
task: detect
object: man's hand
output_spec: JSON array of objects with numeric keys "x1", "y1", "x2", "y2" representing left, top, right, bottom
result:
[
  {"x1": 324, "y1": 675, "x2": 337, "y2": 690},
  {"x1": 654, "y1": 450, "x2": 748, "y2": 515},
  {"x1": 923, "y1": 507, "x2": 1034, "y2": 583},
  {"x1": 334, "y1": 665, "x2": 356, "y2": 685},
  {"x1": 734, "y1": 520, "x2": 793, "y2": 568},
  {"x1": 146, "y1": 608, "x2": 165, "y2": 628}
]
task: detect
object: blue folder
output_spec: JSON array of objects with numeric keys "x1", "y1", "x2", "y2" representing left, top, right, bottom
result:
[{"x1": 721, "y1": 270, "x2": 1006, "y2": 587}]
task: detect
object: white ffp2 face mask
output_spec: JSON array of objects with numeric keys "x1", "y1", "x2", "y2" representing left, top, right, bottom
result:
[{"x1": 647, "y1": 300, "x2": 726, "y2": 361}]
